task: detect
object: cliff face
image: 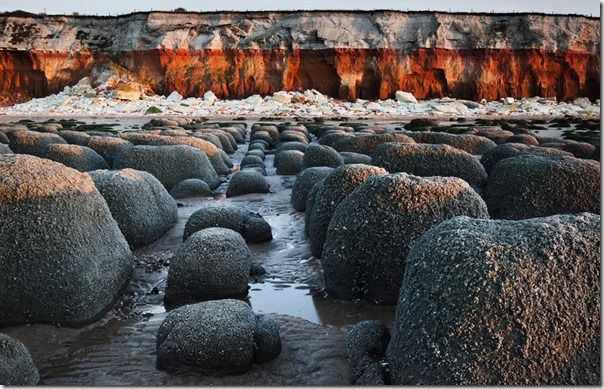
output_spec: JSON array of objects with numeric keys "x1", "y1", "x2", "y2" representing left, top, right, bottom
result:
[{"x1": 0, "y1": 11, "x2": 599, "y2": 104}]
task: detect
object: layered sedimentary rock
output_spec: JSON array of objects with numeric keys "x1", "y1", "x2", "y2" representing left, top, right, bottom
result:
[{"x1": 0, "y1": 11, "x2": 599, "y2": 104}]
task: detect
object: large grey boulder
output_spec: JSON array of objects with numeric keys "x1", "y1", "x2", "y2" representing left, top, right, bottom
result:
[
  {"x1": 86, "y1": 136, "x2": 133, "y2": 166},
  {"x1": 372, "y1": 143, "x2": 488, "y2": 186},
  {"x1": 226, "y1": 170, "x2": 270, "y2": 197},
  {"x1": 302, "y1": 144, "x2": 344, "y2": 169},
  {"x1": 89, "y1": 169, "x2": 178, "y2": 249},
  {"x1": 9, "y1": 131, "x2": 66, "y2": 157},
  {"x1": 332, "y1": 133, "x2": 415, "y2": 155},
  {"x1": 0, "y1": 334, "x2": 39, "y2": 385},
  {"x1": 0, "y1": 155, "x2": 133, "y2": 326},
  {"x1": 113, "y1": 145, "x2": 220, "y2": 190},
  {"x1": 486, "y1": 155, "x2": 600, "y2": 219},
  {"x1": 480, "y1": 143, "x2": 573, "y2": 174},
  {"x1": 165, "y1": 228, "x2": 250, "y2": 307},
  {"x1": 169, "y1": 178, "x2": 212, "y2": 199},
  {"x1": 275, "y1": 141, "x2": 308, "y2": 154},
  {"x1": 404, "y1": 131, "x2": 496, "y2": 155},
  {"x1": 58, "y1": 130, "x2": 91, "y2": 145},
  {"x1": 156, "y1": 300, "x2": 280, "y2": 374},
  {"x1": 157, "y1": 299, "x2": 255, "y2": 374},
  {"x1": 322, "y1": 173, "x2": 489, "y2": 304},
  {"x1": 340, "y1": 151, "x2": 372, "y2": 165},
  {"x1": 150, "y1": 135, "x2": 231, "y2": 175},
  {"x1": 307, "y1": 164, "x2": 387, "y2": 258},
  {"x1": 291, "y1": 167, "x2": 334, "y2": 211},
  {"x1": 45, "y1": 143, "x2": 109, "y2": 172},
  {"x1": 184, "y1": 205, "x2": 272, "y2": 243},
  {"x1": 275, "y1": 150, "x2": 305, "y2": 175},
  {"x1": 387, "y1": 213, "x2": 600, "y2": 385}
]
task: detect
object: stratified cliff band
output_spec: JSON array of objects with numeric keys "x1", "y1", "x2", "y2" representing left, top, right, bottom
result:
[{"x1": 0, "y1": 10, "x2": 599, "y2": 104}]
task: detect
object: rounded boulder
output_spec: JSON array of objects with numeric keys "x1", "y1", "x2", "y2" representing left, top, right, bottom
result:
[
  {"x1": 89, "y1": 169, "x2": 178, "y2": 248},
  {"x1": 308, "y1": 164, "x2": 387, "y2": 258},
  {"x1": 322, "y1": 173, "x2": 489, "y2": 304},
  {"x1": 486, "y1": 155, "x2": 600, "y2": 219},
  {"x1": 226, "y1": 170, "x2": 270, "y2": 197},
  {"x1": 165, "y1": 228, "x2": 251, "y2": 307},
  {"x1": 372, "y1": 143, "x2": 488, "y2": 186},
  {"x1": 387, "y1": 213, "x2": 600, "y2": 385},
  {"x1": 184, "y1": 205, "x2": 272, "y2": 243},
  {"x1": 0, "y1": 155, "x2": 133, "y2": 326},
  {"x1": 113, "y1": 145, "x2": 220, "y2": 190}
]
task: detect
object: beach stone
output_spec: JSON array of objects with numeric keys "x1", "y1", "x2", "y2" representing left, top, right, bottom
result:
[
  {"x1": 58, "y1": 130, "x2": 91, "y2": 145},
  {"x1": 404, "y1": 131, "x2": 496, "y2": 155},
  {"x1": 480, "y1": 143, "x2": 574, "y2": 174},
  {"x1": 252, "y1": 131, "x2": 274, "y2": 146},
  {"x1": 45, "y1": 143, "x2": 109, "y2": 172},
  {"x1": 89, "y1": 169, "x2": 177, "y2": 249},
  {"x1": 169, "y1": 178, "x2": 212, "y2": 199},
  {"x1": 305, "y1": 178, "x2": 325, "y2": 237},
  {"x1": 275, "y1": 150, "x2": 304, "y2": 175},
  {"x1": 246, "y1": 149, "x2": 265, "y2": 160},
  {"x1": 354, "y1": 357, "x2": 388, "y2": 385},
  {"x1": 302, "y1": 144, "x2": 344, "y2": 169},
  {"x1": 308, "y1": 164, "x2": 387, "y2": 258},
  {"x1": 151, "y1": 136, "x2": 231, "y2": 175},
  {"x1": 275, "y1": 141, "x2": 309, "y2": 154},
  {"x1": 113, "y1": 145, "x2": 220, "y2": 190},
  {"x1": 254, "y1": 314, "x2": 282, "y2": 363},
  {"x1": 340, "y1": 151, "x2": 372, "y2": 164},
  {"x1": 0, "y1": 155, "x2": 133, "y2": 326},
  {"x1": 505, "y1": 133, "x2": 540, "y2": 146},
  {"x1": 291, "y1": 167, "x2": 334, "y2": 211},
  {"x1": 156, "y1": 299, "x2": 258, "y2": 374},
  {"x1": 0, "y1": 144, "x2": 13, "y2": 154},
  {"x1": 0, "y1": 334, "x2": 39, "y2": 385},
  {"x1": 9, "y1": 131, "x2": 66, "y2": 157},
  {"x1": 184, "y1": 205, "x2": 272, "y2": 243},
  {"x1": 0, "y1": 132, "x2": 8, "y2": 144},
  {"x1": 332, "y1": 133, "x2": 414, "y2": 155},
  {"x1": 372, "y1": 143, "x2": 488, "y2": 186},
  {"x1": 279, "y1": 130, "x2": 309, "y2": 144},
  {"x1": 242, "y1": 165, "x2": 267, "y2": 176},
  {"x1": 404, "y1": 118, "x2": 439, "y2": 130},
  {"x1": 322, "y1": 173, "x2": 489, "y2": 304},
  {"x1": 318, "y1": 132, "x2": 355, "y2": 147},
  {"x1": 165, "y1": 228, "x2": 250, "y2": 307},
  {"x1": 241, "y1": 155, "x2": 264, "y2": 167},
  {"x1": 227, "y1": 170, "x2": 270, "y2": 197},
  {"x1": 346, "y1": 320, "x2": 390, "y2": 384},
  {"x1": 486, "y1": 155, "x2": 600, "y2": 219},
  {"x1": 86, "y1": 136, "x2": 132, "y2": 166},
  {"x1": 562, "y1": 142, "x2": 597, "y2": 159},
  {"x1": 387, "y1": 213, "x2": 600, "y2": 385}
]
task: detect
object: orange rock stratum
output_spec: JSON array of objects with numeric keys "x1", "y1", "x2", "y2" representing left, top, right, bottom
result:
[{"x1": 0, "y1": 11, "x2": 599, "y2": 104}]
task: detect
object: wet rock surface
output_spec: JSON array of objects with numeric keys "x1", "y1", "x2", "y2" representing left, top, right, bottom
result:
[
  {"x1": 165, "y1": 228, "x2": 251, "y2": 307},
  {"x1": 486, "y1": 155, "x2": 600, "y2": 219},
  {"x1": 89, "y1": 168, "x2": 178, "y2": 249},
  {"x1": 0, "y1": 333, "x2": 39, "y2": 385},
  {"x1": 322, "y1": 173, "x2": 490, "y2": 304},
  {"x1": 387, "y1": 213, "x2": 601, "y2": 385},
  {"x1": 0, "y1": 154, "x2": 134, "y2": 327}
]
